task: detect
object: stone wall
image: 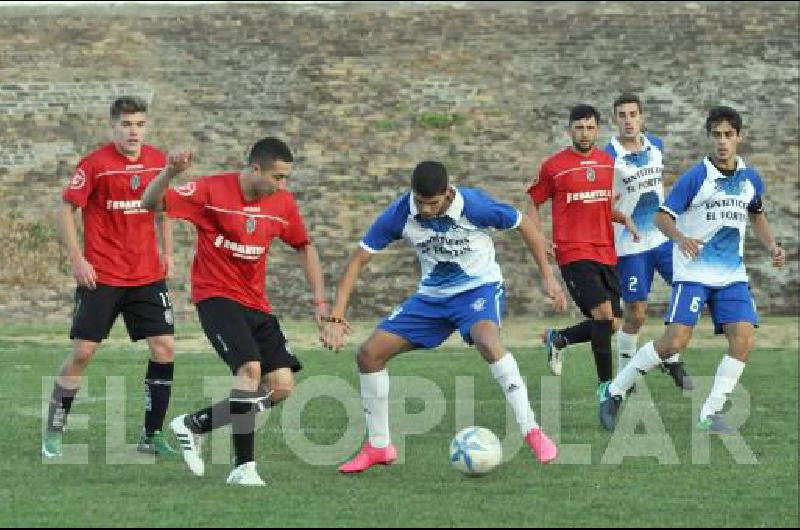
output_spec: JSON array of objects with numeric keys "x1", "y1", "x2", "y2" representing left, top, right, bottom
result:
[{"x1": 1, "y1": 1, "x2": 797, "y2": 324}]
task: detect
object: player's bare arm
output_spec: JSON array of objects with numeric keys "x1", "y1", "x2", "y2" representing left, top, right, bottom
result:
[
  {"x1": 56, "y1": 199, "x2": 97, "y2": 290},
  {"x1": 294, "y1": 243, "x2": 330, "y2": 329},
  {"x1": 655, "y1": 210, "x2": 703, "y2": 260},
  {"x1": 142, "y1": 150, "x2": 193, "y2": 212},
  {"x1": 517, "y1": 214, "x2": 567, "y2": 312},
  {"x1": 526, "y1": 199, "x2": 555, "y2": 257},
  {"x1": 750, "y1": 211, "x2": 785, "y2": 268},
  {"x1": 156, "y1": 213, "x2": 174, "y2": 279},
  {"x1": 321, "y1": 247, "x2": 371, "y2": 351}
]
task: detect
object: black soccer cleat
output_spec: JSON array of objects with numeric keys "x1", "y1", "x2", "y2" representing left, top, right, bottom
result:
[
  {"x1": 597, "y1": 382, "x2": 623, "y2": 431},
  {"x1": 662, "y1": 361, "x2": 694, "y2": 390}
]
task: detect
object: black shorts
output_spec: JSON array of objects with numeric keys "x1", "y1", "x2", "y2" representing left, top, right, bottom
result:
[
  {"x1": 560, "y1": 260, "x2": 622, "y2": 319},
  {"x1": 70, "y1": 280, "x2": 175, "y2": 343},
  {"x1": 196, "y1": 297, "x2": 302, "y2": 376}
]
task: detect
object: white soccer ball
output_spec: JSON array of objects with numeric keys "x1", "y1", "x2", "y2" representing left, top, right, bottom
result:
[{"x1": 449, "y1": 426, "x2": 502, "y2": 476}]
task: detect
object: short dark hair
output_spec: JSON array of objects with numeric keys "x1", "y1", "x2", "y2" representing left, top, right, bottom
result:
[
  {"x1": 613, "y1": 93, "x2": 643, "y2": 113},
  {"x1": 706, "y1": 106, "x2": 742, "y2": 134},
  {"x1": 412, "y1": 161, "x2": 448, "y2": 197},
  {"x1": 248, "y1": 137, "x2": 293, "y2": 168},
  {"x1": 569, "y1": 104, "x2": 600, "y2": 124},
  {"x1": 110, "y1": 96, "x2": 147, "y2": 121}
]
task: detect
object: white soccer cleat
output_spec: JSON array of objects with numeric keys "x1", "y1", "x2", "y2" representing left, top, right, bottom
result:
[
  {"x1": 169, "y1": 414, "x2": 205, "y2": 477},
  {"x1": 226, "y1": 461, "x2": 265, "y2": 486},
  {"x1": 543, "y1": 328, "x2": 565, "y2": 376}
]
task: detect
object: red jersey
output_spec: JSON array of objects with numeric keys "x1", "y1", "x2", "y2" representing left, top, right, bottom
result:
[
  {"x1": 62, "y1": 143, "x2": 167, "y2": 286},
  {"x1": 528, "y1": 147, "x2": 617, "y2": 267},
  {"x1": 164, "y1": 173, "x2": 311, "y2": 313}
]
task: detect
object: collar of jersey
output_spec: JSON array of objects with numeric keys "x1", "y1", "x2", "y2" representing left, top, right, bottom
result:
[
  {"x1": 703, "y1": 156, "x2": 746, "y2": 178},
  {"x1": 611, "y1": 134, "x2": 651, "y2": 157},
  {"x1": 408, "y1": 185, "x2": 464, "y2": 222}
]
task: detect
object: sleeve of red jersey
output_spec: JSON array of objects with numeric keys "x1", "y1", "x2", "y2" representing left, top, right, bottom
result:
[
  {"x1": 164, "y1": 178, "x2": 210, "y2": 227},
  {"x1": 62, "y1": 157, "x2": 95, "y2": 208},
  {"x1": 279, "y1": 194, "x2": 312, "y2": 249},
  {"x1": 526, "y1": 160, "x2": 553, "y2": 206}
]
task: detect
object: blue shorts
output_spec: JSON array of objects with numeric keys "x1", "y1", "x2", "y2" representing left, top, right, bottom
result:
[
  {"x1": 665, "y1": 281, "x2": 758, "y2": 335},
  {"x1": 378, "y1": 282, "x2": 505, "y2": 349},
  {"x1": 616, "y1": 241, "x2": 674, "y2": 303}
]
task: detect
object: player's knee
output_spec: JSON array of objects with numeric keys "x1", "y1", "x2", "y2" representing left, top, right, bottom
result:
[
  {"x1": 728, "y1": 335, "x2": 755, "y2": 358},
  {"x1": 356, "y1": 344, "x2": 384, "y2": 372},
  {"x1": 71, "y1": 343, "x2": 98, "y2": 366},
  {"x1": 659, "y1": 334, "x2": 689, "y2": 355},
  {"x1": 148, "y1": 338, "x2": 174, "y2": 363},
  {"x1": 270, "y1": 383, "x2": 294, "y2": 403},
  {"x1": 237, "y1": 362, "x2": 262, "y2": 387},
  {"x1": 624, "y1": 311, "x2": 646, "y2": 331}
]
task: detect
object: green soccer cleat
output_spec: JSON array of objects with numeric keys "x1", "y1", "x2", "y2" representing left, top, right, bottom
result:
[
  {"x1": 697, "y1": 414, "x2": 736, "y2": 434},
  {"x1": 42, "y1": 432, "x2": 63, "y2": 459},
  {"x1": 138, "y1": 430, "x2": 180, "y2": 457}
]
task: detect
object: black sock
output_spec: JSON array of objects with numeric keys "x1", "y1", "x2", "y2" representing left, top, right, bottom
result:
[
  {"x1": 144, "y1": 361, "x2": 174, "y2": 435},
  {"x1": 46, "y1": 383, "x2": 79, "y2": 434},
  {"x1": 230, "y1": 389, "x2": 260, "y2": 467},
  {"x1": 559, "y1": 320, "x2": 593, "y2": 346},
  {"x1": 591, "y1": 320, "x2": 614, "y2": 383},
  {"x1": 189, "y1": 391, "x2": 273, "y2": 435}
]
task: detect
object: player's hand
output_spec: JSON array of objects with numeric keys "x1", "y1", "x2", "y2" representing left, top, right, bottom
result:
[
  {"x1": 625, "y1": 217, "x2": 641, "y2": 243},
  {"x1": 162, "y1": 254, "x2": 175, "y2": 280},
  {"x1": 72, "y1": 256, "x2": 98, "y2": 290},
  {"x1": 166, "y1": 150, "x2": 192, "y2": 177},
  {"x1": 677, "y1": 235, "x2": 704, "y2": 260},
  {"x1": 313, "y1": 301, "x2": 331, "y2": 331},
  {"x1": 320, "y1": 317, "x2": 352, "y2": 352},
  {"x1": 772, "y1": 244, "x2": 786, "y2": 268},
  {"x1": 542, "y1": 275, "x2": 568, "y2": 313},
  {"x1": 545, "y1": 238, "x2": 556, "y2": 259}
]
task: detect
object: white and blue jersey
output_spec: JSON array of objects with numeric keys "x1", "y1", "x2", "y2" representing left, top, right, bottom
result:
[
  {"x1": 362, "y1": 186, "x2": 521, "y2": 348},
  {"x1": 660, "y1": 156, "x2": 764, "y2": 288},
  {"x1": 361, "y1": 187, "x2": 521, "y2": 298},
  {"x1": 661, "y1": 156, "x2": 763, "y2": 333},
  {"x1": 605, "y1": 133, "x2": 669, "y2": 256}
]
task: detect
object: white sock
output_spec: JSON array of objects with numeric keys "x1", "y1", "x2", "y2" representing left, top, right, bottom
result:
[
  {"x1": 664, "y1": 353, "x2": 681, "y2": 364},
  {"x1": 609, "y1": 341, "x2": 663, "y2": 397},
  {"x1": 700, "y1": 356, "x2": 745, "y2": 421},
  {"x1": 360, "y1": 370, "x2": 391, "y2": 448},
  {"x1": 616, "y1": 331, "x2": 639, "y2": 375},
  {"x1": 490, "y1": 353, "x2": 539, "y2": 435}
]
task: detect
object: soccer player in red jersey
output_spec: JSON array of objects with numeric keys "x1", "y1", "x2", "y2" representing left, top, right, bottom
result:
[
  {"x1": 527, "y1": 105, "x2": 639, "y2": 420},
  {"x1": 43, "y1": 97, "x2": 178, "y2": 459},
  {"x1": 141, "y1": 137, "x2": 328, "y2": 486}
]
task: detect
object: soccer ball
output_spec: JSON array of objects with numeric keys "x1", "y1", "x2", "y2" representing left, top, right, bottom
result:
[{"x1": 449, "y1": 426, "x2": 502, "y2": 476}]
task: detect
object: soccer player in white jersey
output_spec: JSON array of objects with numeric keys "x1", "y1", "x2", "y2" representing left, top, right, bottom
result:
[
  {"x1": 604, "y1": 93, "x2": 692, "y2": 390},
  {"x1": 321, "y1": 161, "x2": 567, "y2": 473},
  {"x1": 598, "y1": 106, "x2": 786, "y2": 432}
]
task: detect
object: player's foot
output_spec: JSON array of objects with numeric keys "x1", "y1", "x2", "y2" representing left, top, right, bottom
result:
[
  {"x1": 598, "y1": 382, "x2": 623, "y2": 431},
  {"x1": 137, "y1": 429, "x2": 180, "y2": 457},
  {"x1": 697, "y1": 414, "x2": 735, "y2": 434},
  {"x1": 542, "y1": 328, "x2": 566, "y2": 376},
  {"x1": 42, "y1": 432, "x2": 63, "y2": 459},
  {"x1": 525, "y1": 427, "x2": 558, "y2": 464},
  {"x1": 226, "y1": 461, "x2": 265, "y2": 486},
  {"x1": 662, "y1": 361, "x2": 694, "y2": 390},
  {"x1": 169, "y1": 414, "x2": 205, "y2": 476},
  {"x1": 338, "y1": 441, "x2": 398, "y2": 474}
]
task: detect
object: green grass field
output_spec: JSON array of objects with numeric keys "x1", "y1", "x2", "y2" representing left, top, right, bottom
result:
[{"x1": 1, "y1": 317, "x2": 797, "y2": 527}]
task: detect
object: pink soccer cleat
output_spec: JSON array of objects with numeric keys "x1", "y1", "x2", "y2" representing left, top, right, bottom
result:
[
  {"x1": 338, "y1": 441, "x2": 398, "y2": 474},
  {"x1": 525, "y1": 427, "x2": 558, "y2": 464}
]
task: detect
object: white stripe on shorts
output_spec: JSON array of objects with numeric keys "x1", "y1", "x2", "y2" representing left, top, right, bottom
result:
[{"x1": 668, "y1": 284, "x2": 683, "y2": 323}]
